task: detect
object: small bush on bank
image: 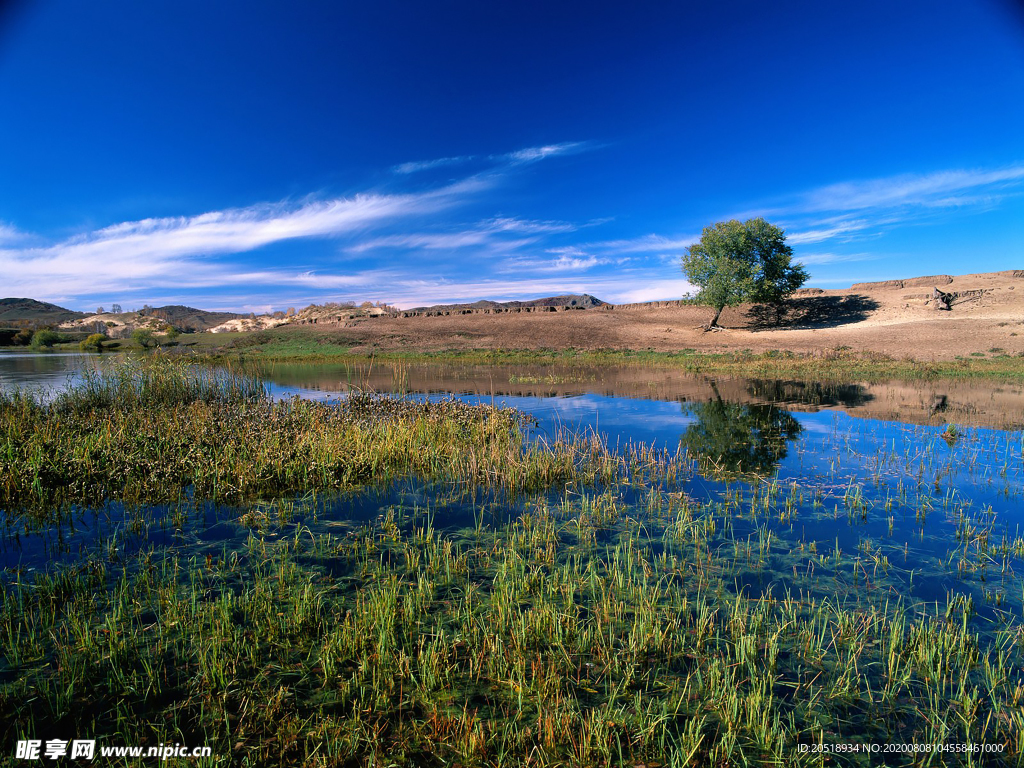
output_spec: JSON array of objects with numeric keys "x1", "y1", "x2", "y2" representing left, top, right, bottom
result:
[
  {"x1": 30, "y1": 329, "x2": 59, "y2": 349},
  {"x1": 79, "y1": 333, "x2": 107, "y2": 352}
]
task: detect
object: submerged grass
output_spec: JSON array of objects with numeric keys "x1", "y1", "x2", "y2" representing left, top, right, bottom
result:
[
  {"x1": 2, "y1": 360, "x2": 1024, "y2": 766},
  {"x1": 3, "y1": 493, "x2": 1022, "y2": 766}
]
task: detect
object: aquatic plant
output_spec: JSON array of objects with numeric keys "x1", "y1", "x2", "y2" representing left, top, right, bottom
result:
[
  {"x1": 2, "y1": 360, "x2": 1023, "y2": 766},
  {"x1": 944, "y1": 423, "x2": 961, "y2": 446},
  {"x1": 3, "y1": 491, "x2": 1022, "y2": 766},
  {"x1": 0, "y1": 358, "x2": 634, "y2": 519}
]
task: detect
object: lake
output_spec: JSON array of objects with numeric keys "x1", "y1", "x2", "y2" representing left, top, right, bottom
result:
[
  {"x1": 4, "y1": 351, "x2": 1022, "y2": 606},
  {"x1": 2, "y1": 351, "x2": 1023, "y2": 762}
]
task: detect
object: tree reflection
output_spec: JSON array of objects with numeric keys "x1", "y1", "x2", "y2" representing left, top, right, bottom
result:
[
  {"x1": 746, "y1": 379, "x2": 871, "y2": 408},
  {"x1": 680, "y1": 399, "x2": 802, "y2": 476}
]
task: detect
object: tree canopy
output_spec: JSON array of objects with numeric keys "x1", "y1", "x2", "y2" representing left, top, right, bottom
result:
[
  {"x1": 79, "y1": 333, "x2": 107, "y2": 352},
  {"x1": 30, "y1": 329, "x2": 59, "y2": 349},
  {"x1": 682, "y1": 218, "x2": 808, "y2": 329},
  {"x1": 131, "y1": 328, "x2": 156, "y2": 348}
]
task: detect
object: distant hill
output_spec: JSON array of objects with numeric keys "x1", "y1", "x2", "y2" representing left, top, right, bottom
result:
[
  {"x1": 140, "y1": 305, "x2": 244, "y2": 332},
  {"x1": 0, "y1": 298, "x2": 85, "y2": 327},
  {"x1": 57, "y1": 304, "x2": 247, "y2": 335},
  {"x1": 3, "y1": 293, "x2": 609, "y2": 334},
  {"x1": 408, "y1": 294, "x2": 607, "y2": 313}
]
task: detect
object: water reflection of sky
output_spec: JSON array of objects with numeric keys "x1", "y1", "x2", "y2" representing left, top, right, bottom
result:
[
  {"x1": 5, "y1": 354, "x2": 1022, "y2": 523},
  {"x1": 0, "y1": 351, "x2": 102, "y2": 400},
  {"x1": 453, "y1": 393, "x2": 698, "y2": 450},
  {"x1": 268, "y1": 385, "x2": 700, "y2": 449},
  {"x1": 271, "y1": 379, "x2": 1024, "y2": 524},
  {"x1": 793, "y1": 410, "x2": 1024, "y2": 513}
]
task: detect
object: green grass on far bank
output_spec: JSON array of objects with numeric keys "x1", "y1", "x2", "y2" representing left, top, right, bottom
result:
[
  {"x1": 193, "y1": 328, "x2": 1024, "y2": 383},
  {"x1": 356, "y1": 347, "x2": 1024, "y2": 382},
  {"x1": 33, "y1": 329, "x2": 252, "y2": 353},
  {"x1": 14, "y1": 325, "x2": 1024, "y2": 381}
]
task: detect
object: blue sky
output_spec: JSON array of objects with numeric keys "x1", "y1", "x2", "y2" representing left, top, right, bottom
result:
[{"x1": 0, "y1": 0, "x2": 1022, "y2": 312}]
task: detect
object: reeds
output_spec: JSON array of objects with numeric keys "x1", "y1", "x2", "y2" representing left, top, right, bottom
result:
[{"x1": 0, "y1": 359, "x2": 634, "y2": 520}]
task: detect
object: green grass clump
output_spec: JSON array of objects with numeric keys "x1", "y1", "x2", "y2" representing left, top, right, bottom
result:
[
  {"x1": 0, "y1": 358, "x2": 630, "y2": 520},
  {"x1": 57, "y1": 356, "x2": 267, "y2": 410}
]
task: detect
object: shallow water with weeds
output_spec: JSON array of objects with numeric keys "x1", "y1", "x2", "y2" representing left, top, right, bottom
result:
[{"x1": 2, "y1": 357, "x2": 1024, "y2": 766}]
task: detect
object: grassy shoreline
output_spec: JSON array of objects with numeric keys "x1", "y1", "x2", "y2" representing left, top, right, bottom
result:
[
  {"x1": 219, "y1": 341, "x2": 1024, "y2": 383},
  {"x1": 0, "y1": 359, "x2": 632, "y2": 521},
  {"x1": 12, "y1": 325, "x2": 1024, "y2": 381}
]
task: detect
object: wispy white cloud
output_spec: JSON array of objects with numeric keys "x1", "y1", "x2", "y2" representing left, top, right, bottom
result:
[
  {"x1": 0, "y1": 183, "x2": 475, "y2": 300},
  {"x1": 499, "y1": 141, "x2": 591, "y2": 164},
  {"x1": 260, "y1": 269, "x2": 399, "y2": 288},
  {"x1": 795, "y1": 252, "x2": 879, "y2": 266},
  {"x1": 785, "y1": 218, "x2": 871, "y2": 244},
  {"x1": 484, "y1": 217, "x2": 578, "y2": 234},
  {"x1": 347, "y1": 217, "x2": 577, "y2": 254},
  {"x1": 549, "y1": 254, "x2": 602, "y2": 271},
  {"x1": 591, "y1": 233, "x2": 699, "y2": 253},
  {"x1": 393, "y1": 140, "x2": 596, "y2": 176},
  {"x1": 743, "y1": 164, "x2": 1024, "y2": 250},
  {"x1": 501, "y1": 247, "x2": 608, "y2": 273},
  {"x1": 393, "y1": 156, "x2": 475, "y2": 174},
  {"x1": 798, "y1": 166, "x2": 1024, "y2": 213},
  {"x1": 0, "y1": 222, "x2": 31, "y2": 245},
  {"x1": 919, "y1": 194, "x2": 1006, "y2": 209},
  {"x1": 0, "y1": 140, "x2": 614, "y2": 309},
  {"x1": 349, "y1": 231, "x2": 520, "y2": 252}
]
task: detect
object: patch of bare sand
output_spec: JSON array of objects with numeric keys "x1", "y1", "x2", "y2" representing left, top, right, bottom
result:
[{"x1": 291, "y1": 271, "x2": 1024, "y2": 360}]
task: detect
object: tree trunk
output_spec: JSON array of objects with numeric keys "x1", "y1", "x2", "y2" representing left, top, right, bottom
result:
[{"x1": 706, "y1": 306, "x2": 723, "y2": 330}]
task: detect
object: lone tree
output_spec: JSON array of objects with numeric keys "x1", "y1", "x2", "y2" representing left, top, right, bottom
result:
[
  {"x1": 131, "y1": 328, "x2": 156, "y2": 349},
  {"x1": 682, "y1": 217, "x2": 808, "y2": 330}
]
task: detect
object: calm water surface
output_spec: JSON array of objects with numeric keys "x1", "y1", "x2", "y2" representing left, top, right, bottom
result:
[{"x1": 0, "y1": 350, "x2": 103, "y2": 397}]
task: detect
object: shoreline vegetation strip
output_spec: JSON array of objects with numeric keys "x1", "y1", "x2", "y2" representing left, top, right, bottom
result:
[
  {"x1": 13, "y1": 329, "x2": 1024, "y2": 381},
  {"x1": 1, "y1": 359, "x2": 1022, "y2": 766},
  {"x1": 215, "y1": 336, "x2": 1024, "y2": 382}
]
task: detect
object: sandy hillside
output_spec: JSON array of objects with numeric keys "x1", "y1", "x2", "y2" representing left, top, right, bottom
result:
[
  {"x1": 209, "y1": 316, "x2": 290, "y2": 333},
  {"x1": 277, "y1": 271, "x2": 1024, "y2": 361}
]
